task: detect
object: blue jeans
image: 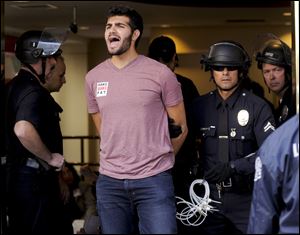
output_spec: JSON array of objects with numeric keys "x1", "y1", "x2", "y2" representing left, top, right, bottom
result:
[{"x1": 96, "y1": 169, "x2": 177, "y2": 234}]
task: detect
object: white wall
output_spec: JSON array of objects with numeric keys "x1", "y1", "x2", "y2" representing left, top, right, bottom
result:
[{"x1": 51, "y1": 36, "x2": 90, "y2": 164}]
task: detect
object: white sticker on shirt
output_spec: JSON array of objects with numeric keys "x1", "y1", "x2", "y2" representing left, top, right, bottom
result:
[
  {"x1": 254, "y1": 156, "x2": 262, "y2": 181},
  {"x1": 96, "y1": 82, "x2": 109, "y2": 97}
]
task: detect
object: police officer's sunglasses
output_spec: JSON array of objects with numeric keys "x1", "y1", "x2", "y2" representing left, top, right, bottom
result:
[{"x1": 211, "y1": 66, "x2": 239, "y2": 71}]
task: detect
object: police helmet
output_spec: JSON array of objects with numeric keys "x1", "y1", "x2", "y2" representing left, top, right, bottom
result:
[
  {"x1": 255, "y1": 40, "x2": 291, "y2": 70},
  {"x1": 148, "y1": 36, "x2": 176, "y2": 63},
  {"x1": 15, "y1": 30, "x2": 62, "y2": 64},
  {"x1": 201, "y1": 40, "x2": 251, "y2": 72}
]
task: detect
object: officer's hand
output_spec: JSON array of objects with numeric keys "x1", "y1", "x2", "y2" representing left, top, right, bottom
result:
[
  {"x1": 168, "y1": 117, "x2": 182, "y2": 138},
  {"x1": 204, "y1": 162, "x2": 235, "y2": 183},
  {"x1": 48, "y1": 153, "x2": 65, "y2": 171}
]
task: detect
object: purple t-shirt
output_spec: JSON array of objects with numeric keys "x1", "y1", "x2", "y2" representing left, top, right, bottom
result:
[{"x1": 85, "y1": 55, "x2": 183, "y2": 179}]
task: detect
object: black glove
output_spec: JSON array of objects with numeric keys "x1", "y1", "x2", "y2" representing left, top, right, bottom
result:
[
  {"x1": 204, "y1": 162, "x2": 235, "y2": 183},
  {"x1": 168, "y1": 117, "x2": 182, "y2": 138}
]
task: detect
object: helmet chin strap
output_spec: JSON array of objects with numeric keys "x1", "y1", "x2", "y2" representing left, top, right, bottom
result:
[{"x1": 24, "y1": 58, "x2": 46, "y2": 84}]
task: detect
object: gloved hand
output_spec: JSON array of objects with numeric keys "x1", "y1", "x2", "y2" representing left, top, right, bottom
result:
[
  {"x1": 168, "y1": 117, "x2": 182, "y2": 138},
  {"x1": 204, "y1": 162, "x2": 235, "y2": 183}
]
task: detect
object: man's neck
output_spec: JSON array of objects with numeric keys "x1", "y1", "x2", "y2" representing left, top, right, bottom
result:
[
  {"x1": 277, "y1": 85, "x2": 289, "y2": 100},
  {"x1": 111, "y1": 49, "x2": 139, "y2": 69},
  {"x1": 218, "y1": 85, "x2": 239, "y2": 101}
]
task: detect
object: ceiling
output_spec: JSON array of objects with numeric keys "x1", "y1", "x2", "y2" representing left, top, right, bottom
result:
[{"x1": 4, "y1": 1, "x2": 293, "y2": 41}]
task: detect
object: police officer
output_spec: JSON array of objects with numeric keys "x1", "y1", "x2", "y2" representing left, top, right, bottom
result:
[
  {"x1": 248, "y1": 114, "x2": 299, "y2": 234},
  {"x1": 5, "y1": 29, "x2": 66, "y2": 234},
  {"x1": 255, "y1": 39, "x2": 296, "y2": 126},
  {"x1": 193, "y1": 40, "x2": 276, "y2": 234}
]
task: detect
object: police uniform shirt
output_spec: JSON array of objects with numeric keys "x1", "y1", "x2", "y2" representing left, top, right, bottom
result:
[
  {"x1": 5, "y1": 69, "x2": 63, "y2": 164},
  {"x1": 248, "y1": 114, "x2": 299, "y2": 234},
  {"x1": 193, "y1": 86, "x2": 276, "y2": 176}
]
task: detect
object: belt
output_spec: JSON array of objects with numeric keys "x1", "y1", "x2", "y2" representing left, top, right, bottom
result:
[{"x1": 25, "y1": 158, "x2": 40, "y2": 169}]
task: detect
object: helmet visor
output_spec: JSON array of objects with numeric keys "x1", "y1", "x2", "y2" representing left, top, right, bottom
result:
[{"x1": 37, "y1": 27, "x2": 68, "y2": 56}]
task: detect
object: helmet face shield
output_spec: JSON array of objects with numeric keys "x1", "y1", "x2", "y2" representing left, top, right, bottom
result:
[
  {"x1": 37, "y1": 28, "x2": 68, "y2": 57},
  {"x1": 201, "y1": 41, "x2": 250, "y2": 71},
  {"x1": 253, "y1": 33, "x2": 291, "y2": 70},
  {"x1": 255, "y1": 39, "x2": 291, "y2": 69},
  {"x1": 15, "y1": 27, "x2": 68, "y2": 64}
]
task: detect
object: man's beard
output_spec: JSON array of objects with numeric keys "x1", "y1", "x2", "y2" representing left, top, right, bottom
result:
[{"x1": 108, "y1": 34, "x2": 132, "y2": 56}]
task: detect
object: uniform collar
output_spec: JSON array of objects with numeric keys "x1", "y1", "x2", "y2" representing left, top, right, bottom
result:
[{"x1": 215, "y1": 86, "x2": 243, "y2": 109}]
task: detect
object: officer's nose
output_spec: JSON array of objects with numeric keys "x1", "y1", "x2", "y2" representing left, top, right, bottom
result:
[{"x1": 222, "y1": 67, "x2": 229, "y2": 74}]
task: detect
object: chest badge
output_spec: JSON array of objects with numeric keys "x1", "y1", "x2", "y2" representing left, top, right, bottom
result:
[
  {"x1": 279, "y1": 105, "x2": 289, "y2": 122},
  {"x1": 237, "y1": 109, "x2": 249, "y2": 126}
]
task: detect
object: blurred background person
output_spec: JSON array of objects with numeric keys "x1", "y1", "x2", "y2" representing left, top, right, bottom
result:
[
  {"x1": 148, "y1": 35, "x2": 200, "y2": 234},
  {"x1": 255, "y1": 37, "x2": 296, "y2": 126}
]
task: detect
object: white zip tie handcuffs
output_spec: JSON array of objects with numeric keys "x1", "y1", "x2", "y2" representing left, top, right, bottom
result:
[{"x1": 176, "y1": 179, "x2": 221, "y2": 226}]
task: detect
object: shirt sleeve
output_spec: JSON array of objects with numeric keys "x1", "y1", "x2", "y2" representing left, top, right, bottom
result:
[
  {"x1": 16, "y1": 90, "x2": 44, "y2": 129},
  {"x1": 247, "y1": 142, "x2": 280, "y2": 234},
  {"x1": 85, "y1": 75, "x2": 99, "y2": 114},
  {"x1": 253, "y1": 101, "x2": 276, "y2": 146},
  {"x1": 160, "y1": 68, "x2": 183, "y2": 107}
]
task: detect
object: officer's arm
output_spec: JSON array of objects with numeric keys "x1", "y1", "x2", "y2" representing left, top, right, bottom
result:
[
  {"x1": 166, "y1": 101, "x2": 188, "y2": 155},
  {"x1": 91, "y1": 112, "x2": 101, "y2": 137},
  {"x1": 14, "y1": 120, "x2": 64, "y2": 169},
  {"x1": 247, "y1": 156, "x2": 278, "y2": 234}
]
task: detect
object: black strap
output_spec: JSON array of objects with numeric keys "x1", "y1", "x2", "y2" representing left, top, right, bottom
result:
[{"x1": 218, "y1": 102, "x2": 229, "y2": 163}]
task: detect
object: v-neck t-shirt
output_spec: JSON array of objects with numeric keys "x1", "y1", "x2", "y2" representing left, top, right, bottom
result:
[{"x1": 85, "y1": 55, "x2": 183, "y2": 179}]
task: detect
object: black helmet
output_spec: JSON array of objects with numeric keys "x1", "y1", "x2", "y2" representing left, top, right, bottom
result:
[
  {"x1": 148, "y1": 36, "x2": 176, "y2": 63},
  {"x1": 201, "y1": 40, "x2": 251, "y2": 71},
  {"x1": 255, "y1": 40, "x2": 291, "y2": 70},
  {"x1": 15, "y1": 30, "x2": 63, "y2": 64}
]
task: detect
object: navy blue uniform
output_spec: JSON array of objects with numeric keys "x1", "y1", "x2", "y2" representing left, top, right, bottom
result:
[
  {"x1": 193, "y1": 86, "x2": 275, "y2": 233},
  {"x1": 248, "y1": 114, "x2": 299, "y2": 234},
  {"x1": 5, "y1": 70, "x2": 64, "y2": 234}
]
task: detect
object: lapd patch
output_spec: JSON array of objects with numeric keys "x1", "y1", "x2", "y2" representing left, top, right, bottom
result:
[
  {"x1": 254, "y1": 157, "x2": 262, "y2": 181},
  {"x1": 237, "y1": 110, "x2": 249, "y2": 126},
  {"x1": 96, "y1": 82, "x2": 109, "y2": 97}
]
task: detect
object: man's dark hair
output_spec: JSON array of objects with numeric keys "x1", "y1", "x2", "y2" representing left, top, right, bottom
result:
[{"x1": 107, "y1": 5, "x2": 144, "y2": 47}]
